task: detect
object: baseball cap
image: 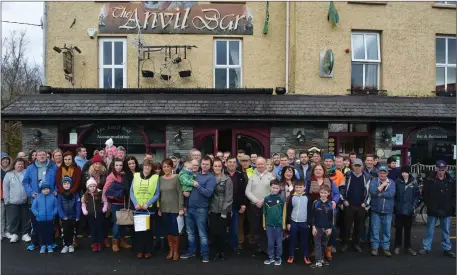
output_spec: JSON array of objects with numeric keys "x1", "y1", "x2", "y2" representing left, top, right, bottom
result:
[
  {"x1": 353, "y1": 158, "x2": 363, "y2": 166},
  {"x1": 436, "y1": 160, "x2": 447, "y2": 169},
  {"x1": 378, "y1": 166, "x2": 388, "y2": 172},
  {"x1": 323, "y1": 153, "x2": 334, "y2": 161}
]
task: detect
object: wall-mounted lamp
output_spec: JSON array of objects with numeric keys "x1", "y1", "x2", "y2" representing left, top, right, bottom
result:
[
  {"x1": 174, "y1": 130, "x2": 183, "y2": 146},
  {"x1": 53, "y1": 43, "x2": 81, "y2": 85},
  {"x1": 32, "y1": 130, "x2": 42, "y2": 146},
  {"x1": 381, "y1": 130, "x2": 392, "y2": 144},
  {"x1": 296, "y1": 131, "x2": 305, "y2": 144}
]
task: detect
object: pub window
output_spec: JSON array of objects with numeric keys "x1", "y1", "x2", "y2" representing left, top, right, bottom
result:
[
  {"x1": 351, "y1": 32, "x2": 381, "y2": 89},
  {"x1": 436, "y1": 36, "x2": 456, "y2": 92},
  {"x1": 99, "y1": 38, "x2": 127, "y2": 88},
  {"x1": 214, "y1": 39, "x2": 242, "y2": 88}
]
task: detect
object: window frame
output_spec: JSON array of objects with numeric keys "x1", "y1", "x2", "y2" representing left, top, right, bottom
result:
[
  {"x1": 98, "y1": 37, "x2": 127, "y2": 88},
  {"x1": 351, "y1": 32, "x2": 381, "y2": 89},
  {"x1": 213, "y1": 39, "x2": 243, "y2": 88},
  {"x1": 435, "y1": 1, "x2": 457, "y2": 5},
  {"x1": 436, "y1": 36, "x2": 456, "y2": 91}
]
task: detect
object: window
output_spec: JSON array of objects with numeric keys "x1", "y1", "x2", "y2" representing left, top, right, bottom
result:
[
  {"x1": 99, "y1": 38, "x2": 127, "y2": 88},
  {"x1": 214, "y1": 39, "x2": 242, "y2": 88},
  {"x1": 436, "y1": 36, "x2": 456, "y2": 91},
  {"x1": 435, "y1": 1, "x2": 457, "y2": 5},
  {"x1": 351, "y1": 32, "x2": 381, "y2": 89}
]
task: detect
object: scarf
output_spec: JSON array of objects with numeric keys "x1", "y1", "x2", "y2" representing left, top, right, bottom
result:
[
  {"x1": 309, "y1": 177, "x2": 332, "y2": 196},
  {"x1": 62, "y1": 165, "x2": 75, "y2": 177},
  {"x1": 92, "y1": 170, "x2": 102, "y2": 185}
]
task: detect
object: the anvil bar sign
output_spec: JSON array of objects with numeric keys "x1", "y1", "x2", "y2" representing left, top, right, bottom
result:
[{"x1": 98, "y1": 2, "x2": 254, "y2": 35}]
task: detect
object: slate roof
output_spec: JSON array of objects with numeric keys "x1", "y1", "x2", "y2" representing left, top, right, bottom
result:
[{"x1": 2, "y1": 89, "x2": 456, "y2": 122}]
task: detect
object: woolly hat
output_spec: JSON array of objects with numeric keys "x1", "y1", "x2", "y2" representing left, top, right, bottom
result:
[
  {"x1": 400, "y1": 165, "x2": 410, "y2": 174},
  {"x1": 39, "y1": 180, "x2": 50, "y2": 191},
  {"x1": 86, "y1": 177, "x2": 97, "y2": 189},
  {"x1": 323, "y1": 153, "x2": 334, "y2": 161},
  {"x1": 91, "y1": 154, "x2": 103, "y2": 165},
  {"x1": 61, "y1": 176, "x2": 73, "y2": 186}
]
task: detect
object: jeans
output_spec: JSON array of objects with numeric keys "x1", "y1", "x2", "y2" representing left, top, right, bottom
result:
[
  {"x1": 30, "y1": 208, "x2": 39, "y2": 245},
  {"x1": 329, "y1": 210, "x2": 338, "y2": 247},
  {"x1": 343, "y1": 205, "x2": 366, "y2": 246},
  {"x1": 229, "y1": 206, "x2": 239, "y2": 249},
  {"x1": 185, "y1": 207, "x2": 209, "y2": 255},
  {"x1": 266, "y1": 226, "x2": 283, "y2": 259},
  {"x1": 111, "y1": 204, "x2": 126, "y2": 240},
  {"x1": 88, "y1": 215, "x2": 104, "y2": 244},
  {"x1": 289, "y1": 221, "x2": 309, "y2": 257},
  {"x1": 394, "y1": 214, "x2": 413, "y2": 249},
  {"x1": 61, "y1": 219, "x2": 76, "y2": 246},
  {"x1": 162, "y1": 212, "x2": 179, "y2": 236},
  {"x1": 422, "y1": 216, "x2": 452, "y2": 252},
  {"x1": 370, "y1": 212, "x2": 393, "y2": 250},
  {"x1": 38, "y1": 220, "x2": 54, "y2": 246},
  {"x1": 5, "y1": 203, "x2": 30, "y2": 236},
  {"x1": 153, "y1": 213, "x2": 166, "y2": 240},
  {"x1": 313, "y1": 228, "x2": 330, "y2": 261}
]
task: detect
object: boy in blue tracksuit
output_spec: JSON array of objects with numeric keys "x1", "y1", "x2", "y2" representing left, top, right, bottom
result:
[
  {"x1": 57, "y1": 177, "x2": 81, "y2": 254},
  {"x1": 369, "y1": 166, "x2": 396, "y2": 257},
  {"x1": 22, "y1": 152, "x2": 57, "y2": 251},
  {"x1": 31, "y1": 181, "x2": 57, "y2": 254}
]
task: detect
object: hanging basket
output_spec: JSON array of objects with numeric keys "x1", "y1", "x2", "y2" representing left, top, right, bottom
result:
[
  {"x1": 159, "y1": 65, "x2": 172, "y2": 81},
  {"x1": 141, "y1": 58, "x2": 155, "y2": 78},
  {"x1": 177, "y1": 58, "x2": 193, "y2": 78}
]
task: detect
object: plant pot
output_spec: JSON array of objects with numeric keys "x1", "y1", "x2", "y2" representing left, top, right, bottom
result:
[
  {"x1": 160, "y1": 74, "x2": 171, "y2": 81},
  {"x1": 179, "y1": 70, "x2": 192, "y2": 78},
  {"x1": 275, "y1": 87, "x2": 286, "y2": 95},
  {"x1": 142, "y1": 70, "x2": 154, "y2": 78}
]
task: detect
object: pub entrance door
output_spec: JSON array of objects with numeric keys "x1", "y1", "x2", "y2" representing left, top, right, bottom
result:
[{"x1": 194, "y1": 128, "x2": 270, "y2": 157}]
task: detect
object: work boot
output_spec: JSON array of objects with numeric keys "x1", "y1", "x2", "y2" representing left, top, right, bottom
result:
[
  {"x1": 119, "y1": 238, "x2": 132, "y2": 249},
  {"x1": 325, "y1": 247, "x2": 332, "y2": 261},
  {"x1": 104, "y1": 238, "x2": 111, "y2": 248},
  {"x1": 112, "y1": 240, "x2": 119, "y2": 252},
  {"x1": 166, "y1": 235, "x2": 174, "y2": 260},
  {"x1": 173, "y1": 236, "x2": 180, "y2": 260}
]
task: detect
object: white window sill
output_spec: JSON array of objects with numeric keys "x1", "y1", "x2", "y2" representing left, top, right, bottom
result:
[
  {"x1": 348, "y1": 1, "x2": 387, "y2": 5},
  {"x1": 433, "y1": 3, "x2": 456, "y2": 9}
]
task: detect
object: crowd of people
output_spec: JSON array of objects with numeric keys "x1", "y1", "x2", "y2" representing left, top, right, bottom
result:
[{"x1": 0, "y1": 144, "x2": 455, "y2": 268}]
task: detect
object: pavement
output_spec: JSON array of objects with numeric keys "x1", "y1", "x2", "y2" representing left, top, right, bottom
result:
[{"x1": 1, "y1": 225, "x2": 456, "y2": 275}]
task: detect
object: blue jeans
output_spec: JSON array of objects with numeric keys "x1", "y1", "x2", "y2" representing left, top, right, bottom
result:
[
  {"x1": 370, "y1": 212, "x2": 392, "y2": 249},
  {"x1": 111, "y1": 204, "x2": 126, "y2": 240},
  {"x1": 330, "y1": 210, "x2": 338, "y2": 247},
  {"x1": 422, "y1": 216, "x2": 452, "y2": 251},
  {"x1": 289, "y1": 221, "x2": 309, "y2": 257},
  {"x1": 266, "y1": 226, "x2": 283, "y2": 259},
  {"x1": 185, "y1": 208, "x2": 209, "y2": 255},
  {"x1": 229, "y1": 206, "x2": 239, "y2": 249}
]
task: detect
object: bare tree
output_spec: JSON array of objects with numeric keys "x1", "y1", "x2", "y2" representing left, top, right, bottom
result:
[
  {"x1": 1, "y1": 30, "x2": 42, "y2": 107},
  {"x1": 1, "y1": 30, "x2": 42, "y2": 155}
]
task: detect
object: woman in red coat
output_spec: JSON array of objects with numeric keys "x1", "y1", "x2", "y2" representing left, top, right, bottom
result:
[{"x1": 56, "y1": 151, "x2": 82, "y2": 195}]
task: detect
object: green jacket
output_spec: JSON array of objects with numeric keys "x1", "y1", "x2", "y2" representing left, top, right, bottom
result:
[
  {"x1": 262, "y1": 193, "x2": 286, "y2": 229},
  {"x1": 179, "y1": 169, "x2": 195, "y2": 192}
]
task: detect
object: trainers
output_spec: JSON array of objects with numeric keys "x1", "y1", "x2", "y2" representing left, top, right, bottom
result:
[
  {"x1": 9, "y1": 234, "x2": 19, "y2": 243},
  {"x1": 304, "y1": 257, "x2": 312, "y2": 265},
  {"x1": 68, "y1": 245, "x2": 75, "y2": 253},
  {"x1": 287, "y1": 256, "x2": 294, "y2": 264},
  {"x1": 322, "y1": 260, "x2": 330, "y2": 266},
  {"x1": 219, "y1": 253, "x2": 225, "y2": 261},
  {"x1": 61, "y1": 246, "x2": 69, "y2": 254},
  {"x1": 310, "y1": 261, "x2": 323, "y2": 268},
  {"x1": 180, "y1": 252, "x2": 196, "y2": 259},
  {"x1": 444, "y1": 250, "x2": 456, "y2": 258},
  {"x1": 353, "y1": 244, "x2": 363, "y2": 252},
  {"x1": 22, "y1": 234, "x2": 31, "y2": 242},
  {"x1": 383, "y1": 249, "x2": 392, "y2": 257},
  {"x1": 371, "y1": 249, "x2": 378, "y2": 256},
  {"x1": 5, "y1": 232, "x2": 12, "y2": 239},
  {"x1": 418, "y1": 249, "x2": 429, "y2": 255},
  {"x1": 331, "y1": 247, "x2": 336, "y2": 253},
  {"x1": 40, "y1": 245, "x2": 46, "y2": 254},
  {"x1": 274, "y1": 258, "x2": 282, "y2": 266},
  {"x1": 394, "y1": 247, "x2": 400, "y2": 255},
  {"x1": 27, "y1": 243, "x2": 36, "y2": 251},
  {"x1": 51, "y1": 243, "x2": 57, "y2": 249},
  {"x1": 47, "y1": 245, "x2": 54, "y2": 253},
  {"x1": 264, "y1": 258, "x2": 275, "y2": 265},
  {"x1": 407, "y1": 248, "x2": 417, "y2": 256},
  {"x1": 202, "y1": 254, "x2": 209, "y2": 263},
  {"x1": 341, "y1": 245, "x2": 348, "y2": 253}
]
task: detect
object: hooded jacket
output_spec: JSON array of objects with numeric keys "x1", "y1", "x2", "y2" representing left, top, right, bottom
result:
[
  {"x1": 209, "y1": 173, "x2": 233, "y2": 216},
  {"x1": 422, "y1": 171, "x2": 456, "y2": 217},
  {"x1": 3, "y1": 170, "x2": 27, "y2": 205},
  {"x1": 1, "y1": 152, "x2": 11, "y2": 182},
  {"x1": 57, "y1": 192, "x2": 81, "y2": 220},
  {"x1": 23, "y1": 160, "x2": 57, "y2": 203},
  {"x1": 395, "y1": 174, "x2": 420, "y2": 216},
  {"x1": 369, "y1": 177, "x2": 396, "y2": 214},
  {"x1": 286, "y1": 192, "x2": 312, "y2": 223},
  {"x1": 74, "y1": 155, "x2": 88, "y2": 169},
  {"x1": 340, "y1": 171, "x2": 371, "y2": 209},
  {"x1": 31, "y1": 192, "x2": 58, "y2": 221}
]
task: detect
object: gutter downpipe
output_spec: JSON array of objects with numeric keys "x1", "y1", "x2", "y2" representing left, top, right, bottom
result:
[
  {"x1": 42, "y1": 2, "x2": 48, "y2": 86},
  {"x1": 285, "y1": 1, "x2": 290, "y2": 94}
]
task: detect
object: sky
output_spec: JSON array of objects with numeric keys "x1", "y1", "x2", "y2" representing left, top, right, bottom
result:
[{"x1": 2, "y1": 2, "x2": 44, "y2": 68}]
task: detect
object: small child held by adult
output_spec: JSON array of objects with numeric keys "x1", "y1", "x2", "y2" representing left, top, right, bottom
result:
[
  {"x1": 311, "y1": 185, "x2": 334, "y2": 268},
  {"x1": 57, "y1": 176, "x2": 81, "y2": 254},
  {"x1": 178, "y1": 161, "x2": 198, "y2": 208},
  {"x1": 81, "y1": 177, "x2": 108, "y2": 252},
  {"x1": 31, "y1": 181, "x2": 58, "y2": 254},
  {"x1": 263, "y1": 180, "x2": 286, "y2": 266},
  {"x1": 286, "y1": 180, "x2": 312, "y2": 265}
]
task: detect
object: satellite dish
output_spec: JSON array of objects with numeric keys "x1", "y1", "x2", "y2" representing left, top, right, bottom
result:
[{"x1": 323, "y1": 49, "x2": 334, "y2": 75}]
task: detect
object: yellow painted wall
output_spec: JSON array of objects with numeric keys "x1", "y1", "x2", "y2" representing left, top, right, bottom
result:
[{"x1": 46, "y1": 2, "x2": 456, "y2": 96}]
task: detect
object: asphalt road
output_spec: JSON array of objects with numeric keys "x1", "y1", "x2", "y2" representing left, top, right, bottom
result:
[{"x1": 1, "y1": 225, "x2": 456, "y2": 275}]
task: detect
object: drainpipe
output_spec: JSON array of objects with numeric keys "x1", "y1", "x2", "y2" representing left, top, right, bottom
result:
[
  {"x1": 285, "y1": 1, "x2": 290, "y2": 94},
  {"x1": 42, "y1": 2, "x2": 48, "y2": 86}
]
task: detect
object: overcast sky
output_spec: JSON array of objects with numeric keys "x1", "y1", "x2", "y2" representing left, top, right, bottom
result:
[{"x1": 2, "y1": 2, "x2": 44, "y2": 67}]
